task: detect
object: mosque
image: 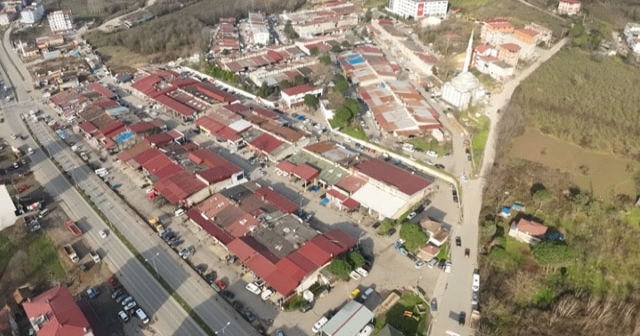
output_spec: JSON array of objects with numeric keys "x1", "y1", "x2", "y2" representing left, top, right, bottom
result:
[{"x1": 441, "y1": 32, "x2": 485, "y2": 110}]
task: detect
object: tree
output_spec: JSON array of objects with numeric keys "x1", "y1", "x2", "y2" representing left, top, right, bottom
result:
[
  {"x1": 341, "y1": 40, "x2": 351, "y2": 49},
  {"x1": 348, "y1": 251, "x2": 365, "y2": 268},
  {"x1": 363, "y1": 9, "x2": 373, "y2": 23},
  {"x1": 399, "y1": 223, "x2": 428, "y2": 251},
  {"x1": 328, "y1": 258, "x2": 352, "y2": 279},
  {"x1": 303, "y1": 94, "x2": 319, "y2": 109},
  {"x1": 319, "y1": 55, "x2": 332, "y2": 66},
  {"x1": 333, "y1": 75, "x2": 349, "y2": 94},
  {"x1": 532, "y1": 242, "x2": 575, "y2": 267},
  {"x1": 345, "y1": 98, "x2": 360, "y2": 117},
  {"x1": 309, "y1": 47, "x2": 319, "y2": 56},
  {"x1": 294, "y1": 74, "x2": 306, "y2": 86},
  {"x1": 333, "y1": 106, "x2": 353, "y2": 126},
  {"x1": 331, "y1": 44, "x2": 342, "y2": 53},
  {"x1": 284, "y1": 20, "x2": 299, "y2": 40},
  {"x1": 279, "y1": 80, "x2": 293, "y2": 89},
  {"x1": 533, "y1": 189, "x2": 553, "y2": 203}
]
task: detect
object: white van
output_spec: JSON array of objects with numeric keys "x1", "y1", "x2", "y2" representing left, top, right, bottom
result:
[
  {"x1": 94, "y1": 168, "x2": 108, "y2": 176},
  {"x1": 135, "y1": 308, "x2": 149, "y2": 324}
]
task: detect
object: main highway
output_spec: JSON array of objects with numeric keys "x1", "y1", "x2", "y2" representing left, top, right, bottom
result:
[{"x1": 0, "y1": 26, "x2": 258, "y2": 336}]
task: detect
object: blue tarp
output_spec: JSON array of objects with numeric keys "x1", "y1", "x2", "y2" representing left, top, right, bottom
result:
[
  {"x1": 115, "y1": 131, "x2": 134, "y2": 143},
  {"x1": 56, "y1": 130, "x2": 67, "y2": 139},
  {"x1": 346, "y1": 54, "x2": 365, "y2": 65},
  {"x1": 500, "y1": 206, "x2": 512, "y2": 215},
  {"x1": 297, "y1": 115, "x2": 306, "y2": 121},
  {"x1": 320, "y1": 198, "x2": 329, "y2": 205}
]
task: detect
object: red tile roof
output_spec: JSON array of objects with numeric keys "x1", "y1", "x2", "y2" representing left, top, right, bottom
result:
[
  {"x1": 516, "y1": 218, "x2": 548, "y2": 236},
  {"x1": 88, "y1": 82, "x2": 116, "y2": 99},
  {"x1": 501, "y1": 43, "x2": 521, "y2": 52},
  {"x1": 22, "y1": 286, "x2": 91, "y2": 336},
  {"x1": 223, "y1": 103, "x2": 249, "y2": 113},
  {"x1": 127, "y1": 121, "x2": 160, "y2": 134},
  {"x1": 197, "y1": 166, "x2": 236, "y2": 184},
  {"x1": 266, "y1": 50, "x2": 283, "y2": 62},
  {"x1": 250, "y1": 133, "x2": 284, "y2": 153},
  {"x1": 134, "y1": 148, "x2": 164, "y2": 166},
  {"x1": 355, "y1": 158, "x2": 432, "y2": 196},
  {"x1": 255, "y1": 186, "x2": 299, "y2": 214},
  {"x1": 144, "y1": 132, "x2": 174, "y2": 147},
  {"x1": 276, "y1": 160, "x2": 297, "y2": 174},
  {"x1": 186, "y1": 209, "x2": 234, "y2": 244},
  {"x1": 93, "y1": 99, "x2": 119, "y2": 109},
  {"x1": 517, "y1": 28, "x2": 539, "y2": 38},
  {"x1": 193, "y1": 83, "x2": 237, "y2": 102},
  {"x1": 188, "y1": 149, "x2": 241, "y2": 173},
  {"x1": 196, "y1": 116, "x2": 225, "y2": 133},
  {"x1": 155, "y1": 94, "x2": 196, "y2": 116},
  {"x1": 249, "y1": 106, "x2": 279, "y2": 119},
  {"x1": 154, "y1": 170, "x2": 206, "y2": 204},
  {"x1": 131, "y1": 75, "x2": 162, "y2": 95},
  {"x1": 292, "y1": 163, "x2": 319, "y2": 182},
  {"x1": 334, "y1": 175, "x2": 367, "y2": 194},
  {"x1": 327, "y1": 188, "x2": 348, "y2": 201},
  {"x1": 78, "y1": 122, "x2": 98, "y2": 135},
  {"x1": 281, "y1": 84, "x2": 317, "y2": 97},
  {"x1": 342, "y1": 198, "x2": 359, "y2": 210}
]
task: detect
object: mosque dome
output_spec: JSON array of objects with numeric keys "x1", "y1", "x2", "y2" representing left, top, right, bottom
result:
[{"x1": 449, "y1": 71, "x2": 480, "y2": 93}]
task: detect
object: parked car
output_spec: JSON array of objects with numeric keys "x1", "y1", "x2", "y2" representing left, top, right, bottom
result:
[
  {"x1": 472, "y1": 291, "x2": 479, "y2": 305},
  {"x1": 434, "y1": 163, "x2": 445, "y2": 169},
  {"x1": 99, "y1": 230, "x2": 108, "y2": 238},
  {"x1": 455, "y1": 236, "x2": 461, "y2": 247},
  {"x1": 372, "y1": 222, "x2": 381, "y2": 229},
  {"x1": 221, "y1": 290, "x2": 235, "y2": 300},
  {"x1": 458, "y1": 311, "x2": 466, "y2": 326},
  {"x1": 111, "y1": 289, "x2": 123, "y2": 299},
  {"x1": 445, "y1": 261, "x2": 452, "y2": 273},
  {"x1": 406, "y1": 212, "x2": 417, "y2": 220},
  {"x1": 232, "y1": 301, "x2": 243, "y2": 312},
  {"x1": 356, "y1": 267, "x2": 369, "y2": 277},
  {"x1": 472, "y1": 274, "x2": 480, "y2": 292},
  {"x1": 245, "y1": 282, "x2": 262, "y2": 295},
  {"x1": 242, "y1": 309, "x2": 256, "y2": 322},
  {"x1": 299, "y1": 301, "x2": 314, "y2": 313},
  {"x1": 204, "y1": 271, "x2": 216, "y2": 284},
  {"x1": 428, "y1": 257, "x2": 438, "y2": 268},
  {"x1": 312, "y1": 316, "x2": 329, "y2": 333},
  {"x1": 118, "y1": 310, "x2": 129, "y2": 322},
  {"x1": 465, "y1": 248, "x2": 470, "y2": 258},
  {"x1": 430, "y1": 298, "x2": 438, "y2": 313},
  {"x1": 385, "y1": 228, "x2": 396, "y2": 236},
  {"x1": 415, "y1": 259, "x2": 426, "y2": 269},
  {"x1": 115, "y1": 294, "x2": 129, "y2": 304}
]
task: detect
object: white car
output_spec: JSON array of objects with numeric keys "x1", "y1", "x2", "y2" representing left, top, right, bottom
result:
[
  {"x1": 355, "y1": 267, "x2": 369, "y2": 277},
  {"x1": 245, "y1": 282, "x2": 262, "y2": 295},
  {"x1": 174, "y1": 208, "x2": 185, "y2": 217},
  {"x1": 426, "y1": 150, "x2": 438, "y2": 158},
  {"x1": 407, "y1": 212, "x2": 417, "y2": 220},
  {"x1": 99, "y1": 230, "x2": 108, "y2": 239},
  {"x1": 472, "y1": 274, "x2": 480, "y2": 292},
  {"x1": 27, "y1": 147, "x2": 34, "y2": 155},
  {"x1": 312, "y1": 316, "x2": 329, "y2": 333},
  {"x1": 349, "y1": 270, "x2": 362, "y2": 281},
  {"x1": 445, "y1": 261, "x2": 452, "y2": 274},
  {"x1": 460, "y1": 175, "x2": 468, "y2": 183},
  {"x1": 10, "y1": 133, "x2": 16, "y2": 139},
  {"x1": 261, "y1": 289, "x2": 273, "y2": 301},
  {"x1": 359, "y1": 324, "x2": 374, "y2": 336}
]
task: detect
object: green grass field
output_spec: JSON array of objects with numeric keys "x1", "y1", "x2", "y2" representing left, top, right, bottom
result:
[
  {"x1": 0, "y1": 231, "x2": 65, "y2": 289},
  {"x1": 375, "y1": 293, "x2": 429, "y2": 336}
]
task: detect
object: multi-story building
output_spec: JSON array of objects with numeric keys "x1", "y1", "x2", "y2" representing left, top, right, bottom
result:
[
  {"x1": 498, "y1": 43, "x2": 520, "y2": 66},
  {"x1": 0, "y1": 11, "x2": 16, "y2": 25},
  {"x1": 248, "y1": 12, "x2": 269, "y2": 46},
  {"x1": 512, "y1": 28, "x2": 537, "y2": 59},
  {"x1": 280, "y1": 84, "x2": 323, "y2": 108},
  {"x1": 280, "y1": 2, "x2": 358, "y2": 37},
  {"x1": 19, "y1": 3, "x2": 44, "y2": 24},
  {"x1": 525, "y1": 23, "x2": 553, "y2": 45},
  {"x1": 558, "y1": 0, "x2": 581, "y2": 16},
  {"x1": 624, "y1": 22, "x2": 640, "y2": 54},
  {"x1": 385, "y1": 0, "x2": 448, "y2": 19},
  {"x1": 480, "y1": 18, "x2": 514, "y2": 46},
  {"x1": 47, "y1": 9, "x2": 74, "y2": 32}
]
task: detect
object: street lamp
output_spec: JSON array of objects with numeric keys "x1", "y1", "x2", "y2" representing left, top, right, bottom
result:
[
  {"x1": 145, "y1": 252, "x2": 160, "y2": 278},
  {"x1": 214, "y1": 321, "x2": 230, "y2": 335}
]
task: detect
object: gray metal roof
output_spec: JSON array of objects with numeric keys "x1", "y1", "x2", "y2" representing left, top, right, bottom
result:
[{"x1": 321, "y1": 301, "x2": 374, "y2": 336}]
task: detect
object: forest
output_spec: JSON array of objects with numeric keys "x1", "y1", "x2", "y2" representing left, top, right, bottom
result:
[{"x1": 477, "y1": 46, "x2": 640, "y2": 335}]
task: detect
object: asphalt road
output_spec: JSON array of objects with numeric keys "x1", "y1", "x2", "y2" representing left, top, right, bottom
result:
[
  {"x1": 0, "y1": 26, "x2": 258, "y2": 336},
  {"x1": 429, "y1": 39, "x2": 570, "y2": 336}
]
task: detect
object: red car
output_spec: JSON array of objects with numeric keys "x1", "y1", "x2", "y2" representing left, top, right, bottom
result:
[{"x1": 464, "y1": 248, "x2": 470, "y2": 258}]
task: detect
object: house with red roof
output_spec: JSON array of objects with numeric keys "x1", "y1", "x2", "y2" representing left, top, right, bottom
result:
[
  {"x1": 280, "y1": 84, "x2": 323, "y2": 108},
  {"x1": 509, "y1": 218, "x2": 548, "y2": 245},
  {"x1": 23, "y1": 286, "x2": 93, "y2": 336},
  {"x1": 189, "y1": 149, "x2": 247, "y2": 191},
  {"x1": 558, "y1": 0, "x2": 581, "y2": 15}
]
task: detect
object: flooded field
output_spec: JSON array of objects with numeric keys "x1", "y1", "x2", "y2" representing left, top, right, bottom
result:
[{"x1": 510, "y1": 129, "x2": 639, "y2": 197}]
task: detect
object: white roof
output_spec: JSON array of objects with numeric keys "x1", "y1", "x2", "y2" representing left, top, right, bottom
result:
[
  {"x1": 0, "y1": 185, "x2": 17, "y2": 231},
  {"x1": 350, "y1": 182, "x2": 408, "y2": 219},
  {"x1": 321, "y1": 301, "x2": 374, "y2": 336},
  {"x1": 228, "y1": 119, "x2": 252, "y2": 132}
]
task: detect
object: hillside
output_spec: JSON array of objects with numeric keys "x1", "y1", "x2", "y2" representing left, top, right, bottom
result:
[
  {"x1": 86, "y1": 0, "x2": 305, "y2": 69},
  {"x1": 509, "y1": 47, "x2": 640, "y2": 160},
  {"x1": 477, "y1": 47, "x2": 640, "y2": 336}
]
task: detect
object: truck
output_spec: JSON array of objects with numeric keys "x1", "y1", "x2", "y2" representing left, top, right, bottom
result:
[
  {"x1": 90, "y1": 251, "x2": 101, "y2": 263},
  {"x1": 63, "y1": 245, "x2": 79, "y2": 263},
  {"x1": 66, "y1": 220, "x2": 82, "y2": 236},
  {"x1": 147, "y1": 217, "x2": 164, "y2": 232},
  {"x1": 470, "y1": 310, "x2": 480, "y2": 329}
]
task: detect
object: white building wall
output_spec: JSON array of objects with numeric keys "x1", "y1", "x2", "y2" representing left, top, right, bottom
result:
[
  {"x1": 386, "y1": 0, "x2": 448, "y2": 19},
  {"x1": 48, "y1": 10, "x2": 73, "y2": 32},
  {"x1": 20, "y1": 4, "x2": 44, "y2": 24}
]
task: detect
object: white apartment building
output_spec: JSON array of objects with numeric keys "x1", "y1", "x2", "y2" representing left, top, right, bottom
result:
[
  {"x1": 20, "y1": 3, "x2": 44, "y2": 24},
  {"x1": 280, "y1": 84, "x2": 323, "y2": 108},
  {"x1": 47, "y1": 9, "x2": 73, "y2": 32},
  {"x1": 248, "y1": 12, "x2": 269, "y2": 45},
  {"x1": 386, "y1": 0, "x2": 448, "y2": 19}
]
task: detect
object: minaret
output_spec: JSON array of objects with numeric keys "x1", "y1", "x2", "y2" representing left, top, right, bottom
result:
[{"x1": 462, "y1": 30, "x2": 474, "y2": 73}]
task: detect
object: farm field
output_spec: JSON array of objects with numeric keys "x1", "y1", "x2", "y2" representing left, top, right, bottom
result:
[{"x1": 510, "y1": 129, "x2": 639, "y2": 197}]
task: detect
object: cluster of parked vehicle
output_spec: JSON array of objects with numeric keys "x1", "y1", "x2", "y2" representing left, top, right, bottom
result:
[{"x1": 109, "y1": 276, "x2": 149, "y2": 324}]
